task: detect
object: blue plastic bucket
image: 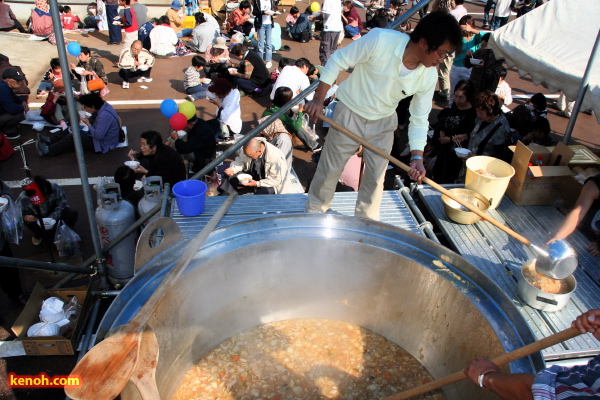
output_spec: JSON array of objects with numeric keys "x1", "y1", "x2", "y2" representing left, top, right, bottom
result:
[{"x1": 172, "y1": 180, "x2": 208, "y2": 216}]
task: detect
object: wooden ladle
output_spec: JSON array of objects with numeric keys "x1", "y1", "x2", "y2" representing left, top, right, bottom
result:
[
  {"x1": 130, "y1": 326, "x2": 160, "y2": 400},
  {"x1": 318, "y1": 115, "x2": 577, "y2": 278},
  {"x1": 65, "y1": 192, "x2": 238, "y2": 400},
  {"x1": 382, "y1": 326, "x2": 581, "y2": 399}
]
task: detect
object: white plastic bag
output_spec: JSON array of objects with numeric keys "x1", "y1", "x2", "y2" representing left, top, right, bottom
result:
[
  {"x1": 53, "y1": 220, "x2": 81, "y2": 257},
  {"x1": 2, "y1": 197, "x2": 23, "y2": 245}
]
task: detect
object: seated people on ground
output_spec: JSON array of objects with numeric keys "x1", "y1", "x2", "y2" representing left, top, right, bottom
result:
[
  {"x1": 519, "y1": 117, "x2": 554, "y2": 146},
  {"x1": 529, "y1": 92, "x2": 547, "y2": 120},
  {"x1": 270, "y1": 57, "x2": 314, "y2": 101},
  {"x1": 38, "y1": 57, "x2": 73, "y2": 98},
  {"x1": 262, "y1": 86, "x2": 321, "y2": 152},
  {"x1": 118, "y1": 40, "x2": 155, "y2": 89},
  {"x1": 285, "y1": 6, "x2": 299, "y2": 33},
  {"x1": 0, "y1": 54, "x2": 30, "y2": 102},
  {"x1": 150, "y1": 15, "x2": 178, "y2": 58},
  {"x1": 138, "y1": 17, "x2": 158, "y2": 50},
  {"x1": 192, "y1": 11, "x2": 219, "y2": 53},
  {"x1": 223, "y1": 137, "x2": 290, "y2": 194},
  {"x1": 167, "y1": 115, "x2": 216, "y2": 174},
  {"x1": 18, "y1": 176, "x2": 78, "y2": 246},
  {"x1": 204, "y1": 36, "x2": 230, "y2": 79},
  {"x1": 0, "y1": 68, "x2": 27, "y2": 139},
  {"x1": 37, "y1": 93, "x2": 121, "y2": 156},
  {"x1": 207, "y1": 78, "x2": 242, "y2": 143},
  {"x1": 69, "y1": 46, "x2": 108, "y2": 93},
  {"x1": 290, "y1": 7, "x2": 314, "y2": 43},
  {"x1": 184, "y1": 55, "x2": 209, "y2": 101},
  {"x1": 229, "y1": 43, "x2": 271, "y2": 96},
  {"x1": 367, "y1": 8, "x2": 389, "y2": 29},
  {"x1": 226, "y1": 1, "x2": 252, "y2": 37},
  {"x1": 167, "y1": 0, "x2": 192, "y2": 37},
  {"x1": 257, "y1": 115, "x2": 293, "y2": 172},
  {"x1": 342, "y1": 1, "x2": 363, "y2": 40},
  {"x1": 0, "y1": 0, "x2": 26, "y2": 32},
  {"x1": 128, "y1": 130, "x2": 187, "y2": 187},
  {"x1": 61, "y1": 6, "x2": 82, "y2": 29},
  {"x1": 114, "y1": 166, "x2": 144, "y2": 207},
  {"x1": 431, "y1": 80, "x2": 477, "y2": 184}
]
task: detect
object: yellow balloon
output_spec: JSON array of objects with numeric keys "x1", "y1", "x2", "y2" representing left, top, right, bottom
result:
[
  {"x1": 310, "y1": 1, "x2": 320, "y2": 12},
  {"x1": 179, "y1": 101, "x2": 196, "y2": 120}
]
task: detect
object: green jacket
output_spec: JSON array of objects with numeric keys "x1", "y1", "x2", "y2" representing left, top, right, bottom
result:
[{"x1": 261, "y1": 105, "x2": 303, "y2": 134}]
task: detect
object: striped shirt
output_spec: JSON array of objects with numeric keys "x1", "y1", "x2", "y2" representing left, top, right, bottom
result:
[{"x1": 533, "y1": 354, "x2": 600, "y2": 399}]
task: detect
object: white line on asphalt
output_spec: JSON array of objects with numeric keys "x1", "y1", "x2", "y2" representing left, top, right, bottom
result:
[{"x1": 5, "y1": 177, "x2": 105, "y2": 189}]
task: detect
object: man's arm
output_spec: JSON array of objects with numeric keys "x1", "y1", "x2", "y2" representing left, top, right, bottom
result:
[{"x1": 550, "y1": 179, "x2": 600, "y2": 242}]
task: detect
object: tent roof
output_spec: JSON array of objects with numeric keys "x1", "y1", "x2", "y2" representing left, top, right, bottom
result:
[{"x1": 488, "y1": 0, "x2": 600, "y2": 123}]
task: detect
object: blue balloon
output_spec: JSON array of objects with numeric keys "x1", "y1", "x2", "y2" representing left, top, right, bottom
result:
[
  {"x1": 160, "y1": 99, "x2": 178, "y2": 118},
  {"x1": 67, "y1": 42, "x2": 81, "y2": 57}
]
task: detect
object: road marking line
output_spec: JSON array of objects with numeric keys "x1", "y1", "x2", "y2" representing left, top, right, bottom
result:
[{"x1": 5, "y1": 177, "x2": 106, "y2": 189}]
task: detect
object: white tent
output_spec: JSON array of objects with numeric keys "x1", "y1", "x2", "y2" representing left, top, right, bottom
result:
[{"x1": 488, "y1": 0, "x2": 600, "y2": 125}]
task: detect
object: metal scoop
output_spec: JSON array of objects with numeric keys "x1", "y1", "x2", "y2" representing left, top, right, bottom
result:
[{"x1": 530, "y1": 239, "x2": 578, "y2": 280}]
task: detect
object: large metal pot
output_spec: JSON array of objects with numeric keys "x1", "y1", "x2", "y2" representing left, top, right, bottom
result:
[
  {"x1": 98, "y1": 214, "x2": 542, "y2": 400},
  {"x1": 517, "y1": 260, "x2": 577, "y2": 312}
]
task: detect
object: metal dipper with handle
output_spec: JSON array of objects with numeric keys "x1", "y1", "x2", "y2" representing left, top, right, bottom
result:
[{"x1": 318, "y1": 114, "x2": 578, "y2": 279}]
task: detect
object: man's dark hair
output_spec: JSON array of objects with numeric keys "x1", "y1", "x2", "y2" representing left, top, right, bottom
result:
[
  {"x1": 279, "y1": 58, "x2": 291, "y2": 69},
  {"x1": 80, "y1": 46, "x2": 91, "y2": 56},
  {"x1": 64, "y1": 5, "x2": 71, "y2": 13},
  {"x1": 343, "y1": 0, "x2": 353, "y2": 8},
  {"x1": 307, "y1": 64, "x2": 317, "y2": 77},
  {"x1": 194, "y1": 12, "x2": 206, "y2": 24},
  {"x1": 499, "y1": 66, "x2": 508, "y2": 80},
  {"x1": 114, "y1": 166, "x2": 136, "y2": 193},
  {"x1": 239, "y1": 0, "x2": 251, "y2": 9},
  {"x1": 304, "y1": 6, "x2": 312, "y2": 14},
  {"x1": 0, "y1": 54, "x2": 8, "y2": 63},
  {"x1": 230, "y1": 43, "x2": 247, "y2": 57},
  {"x1": 58, "y1": 5, "x2": 65, "y2": 13},
  {"x1": 79, "y1": 93, "x2": 105, "y2": 109},
  {"x1": 290, "y1": 5, "x2": 299, "y2": 14},
  {"x1": 50, "y1": 58, "x2": 61, "y2": 69},
  {"x1": 455, "y1": 0, "x2": 465, "y2": 4},
  {"x1": 272, "y1": 86, "x2": 293, "y2": 108},
  {"x1": 192, "y1": 55, "x2": 206, "y2": 67},
  {"x1": 141, "y1": 130, "x2": 164, "y2": 149},
  {"x1": 150, "y1": 17, "x2": 159, "y2": 24},
  {"x1": 159, "y1": 15, "x2": 170, "y2": 25},
  {"x1": 482, "y1": 33, "x2": 491, "y2": 42},
  {"x1": 390, "y1": 0, "x2": 401, "y2": 7},
  {"x1": 295, "y1": 57, "x2": 310, "y2": 69},
  {"x1": 533, "y1": 116, "x2": 550, "y2": 136},
  {"x1": 530, "y1": 93, "x2": 547, "y2": 110},
  {"x1": 454, "y1": 79, "x2": 474, "y2": 101},
  {"x1": 410, "y1": 11, "x2": 462, "y2": 55}
]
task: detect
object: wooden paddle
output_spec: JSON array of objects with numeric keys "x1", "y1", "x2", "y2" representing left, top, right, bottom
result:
[
  {"x1": 318, "y1": 115, "x2": 532, "y2": 246},
  {"x1": 65, "y1": 192, "x2": 238, "y2": 400},
  {"x1": 382, "y1": 326, "x2": 581, "y2": 400},
  {"x1": 130, "y1": 326, "x2": 160, "y2": 400}
]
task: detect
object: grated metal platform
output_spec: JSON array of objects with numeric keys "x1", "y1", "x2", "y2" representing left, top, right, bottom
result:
[
  {"x1": 417, "y1": 185, "x2": 600, "y2": 362},
  {"x1": 171, "y1": 191, "x2": 426, "y2": 239}
]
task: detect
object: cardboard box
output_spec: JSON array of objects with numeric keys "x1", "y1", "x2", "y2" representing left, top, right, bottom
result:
[
  {"x1": 12, "y1": 283, "x2": 90, "y2": 356},
  {"x1": 508, "y1": 143, "x2": 551, "y2": 165},
  {"x1": 506, "y1": 142, "x2": 575, "y2": 206}
]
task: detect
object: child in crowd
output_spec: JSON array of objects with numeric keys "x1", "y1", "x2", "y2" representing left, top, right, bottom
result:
[
  {"x1": 207, "y1": 78, "x2": 241, "y2": 143},
  {"x1": 138, "y1": 18, "x2": 158, "y2": 50},
  {"x1": 270, "y1": 58, "x2": 290, "y2": 84},
  {"x1": 387, "y1": 0, "x2": 402, "y2": 22},
  {"x1": 285, "y1": 6, "x2": 300, "y2": 33},
  {"x1": 62, "y1": 6, "x2": 82, "y2": 30},
  {"x1": 184, "y1": 55, "x2": 209, "y2": 101},
  {"x1": 307, "y1": 64, "x2": 320, "y2": 84},
  {"x1": 118, "y1": 0, "x2": 139, "y2": 52},
  {"x1": 529, "y1": 93, "x2": 548, "y2": 119},
  {"x1": 522, "y1": 117, "x2": 554, "y2": 146},
  {"x1": 38, "y1": 58, "x2": 74, "y2": 98},
  {"x1": 185, "y1": 0, "x2": 197, "y2": 16},
  {"x1": 495, "y1": 66, "x2": 512, "y2": 108}
]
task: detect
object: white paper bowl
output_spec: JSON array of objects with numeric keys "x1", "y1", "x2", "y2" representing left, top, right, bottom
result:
[
  {"x1": 218, "y1": 58, "x2": 229, "y2": 63},
  {"x1": 0, "y1": 197, "x2": 8, "y2": 213},
  {"x1": 32, "y1": 122, "x2": 45, "y2": 132},
  {"x1": 134, "y1": 180, "x2": 143, "y2": 191},
  {"x1": 74, "y1": 67, "x2": 86, "y2": 74},
  {"x1": 470, "y1": 58, "x2": 482, "y2": 65},
  {"x1": 138, "y1": 64, "x2": 149, "y2": 71},
  {"x1": 455, "y1": 148, "x2": 470, "y2": 159},
  {"x1": 125, "y1": 161, "x2": 140, "y2": 169},
  {"x1": 177, "y1": 130, "x2": 187, "y2": 138},
  {"x1": 237, "y1": 173, "x2": 252, "y2": 184},
  {"x1": 43, "y1": 217, "x2": 56, "y2": 230},
  {"x1": 201, "y1": 78, "x2": 211, "y2": 84},
  {"x1": 28, "y1": 322, "x2": 59, "y2": 337}
]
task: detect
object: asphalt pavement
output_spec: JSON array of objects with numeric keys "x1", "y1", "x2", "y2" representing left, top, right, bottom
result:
[{"x1": 0, "y1": 1, "x2": 598, "y2": 398}]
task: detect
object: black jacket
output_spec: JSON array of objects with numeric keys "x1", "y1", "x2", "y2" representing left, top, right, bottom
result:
[
  {"x1": 252, "y1": 0, "x2": 276, "y2": 29},
  {"x1": 174, "y1": 118, "x2": 216, "y2": 173}
]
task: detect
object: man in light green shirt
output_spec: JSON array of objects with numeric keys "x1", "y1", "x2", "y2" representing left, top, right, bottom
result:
[{"x1": 304, "y1": 12, "x2": 462, "y2": 220}]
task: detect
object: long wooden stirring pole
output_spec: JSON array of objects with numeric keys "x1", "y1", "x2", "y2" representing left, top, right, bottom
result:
[
  {"x1": 382, "y1": 327, "x2": 581, "y2": 400},
  {"x1": 318, "y1": 114, "x2": 532, "y2": 246}
]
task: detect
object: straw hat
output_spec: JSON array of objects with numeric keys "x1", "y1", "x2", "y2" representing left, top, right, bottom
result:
[{"x1": 213, "y1": 36, "x2": 228, "y2": 50}]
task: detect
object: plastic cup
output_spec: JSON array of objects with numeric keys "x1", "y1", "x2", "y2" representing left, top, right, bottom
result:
[{"x1": 172, "y1": 180, "x2": 208, "y2": 216}]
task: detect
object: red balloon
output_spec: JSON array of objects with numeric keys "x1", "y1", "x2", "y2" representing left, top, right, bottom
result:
[{"x1": 170, "y1": 112, "x2": 188, "y2": 131}]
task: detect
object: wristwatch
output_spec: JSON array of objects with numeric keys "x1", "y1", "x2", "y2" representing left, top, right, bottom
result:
[{"x1": 410, "y1": 155, "x2": 423, "y2": 162}]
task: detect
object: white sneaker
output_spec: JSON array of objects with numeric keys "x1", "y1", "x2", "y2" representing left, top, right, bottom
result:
[
  {"x1": 137, "y1": 77, "x2": 145, "y2": 82},
  {"x1": 122, "y1": 81, "x2": 129, "y2": 89},
  {"x1": 265, "y1": 61, "x2": 272, "y2": 69},
  {"x1": 186, "y1": 95, "x2": 195, "y2": 102},
  {"x1": 143, "y1": 77, "x2": 153, "y2": 82}
]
